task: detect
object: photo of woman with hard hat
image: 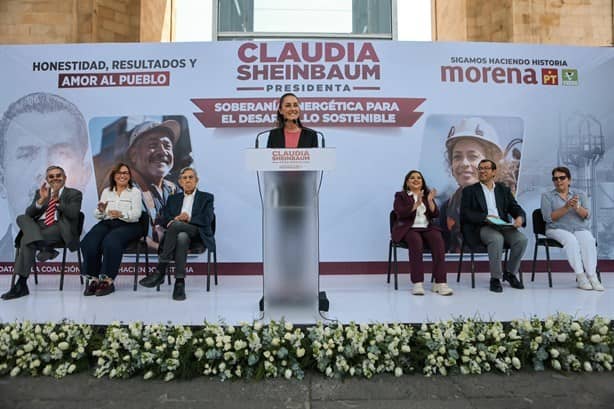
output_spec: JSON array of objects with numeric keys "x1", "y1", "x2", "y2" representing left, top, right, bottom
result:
[{"x1": 419, "y1": 115, "x2": 523, "y2": 252}]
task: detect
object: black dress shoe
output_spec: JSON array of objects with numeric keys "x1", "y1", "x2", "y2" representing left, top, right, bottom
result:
[
  {"x1": 489, "y1": 278, "x2": 503, "y2": 293},
  {"x1": 173, "y1": 280, "x2": 186, "y2": 301},
  {"x1": 36, "y1": 249, "x2": 59, "y2": 262},
  {"x1": 503, "y1": 271, "x2": 524, "y2": 289},
  {"x1": 1, "y1": 278, "x2": 30, "y2": 300},
  {"x1": 139, "y1": 271, "x2": 165, "y2": 288}
]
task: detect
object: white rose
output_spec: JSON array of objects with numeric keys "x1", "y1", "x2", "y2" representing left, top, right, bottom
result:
[
  {"x1": 296, "y1": 348, "x2": 305, "y2": 358},
  {"x1": 284, "y1": 369, "x2": 292, "y2": 379},
  {"x1": 512, "y1": 357, "x2": 521, "y2": 369},
  {"x1": 590, "y1": 334, "x2": 602, "y2": 343},
  {"x1": 550, "y1": 349, "x2": 560, "y2": 358},
  {"x1": 143, "y1": 370, "x2": 154, "y2": 380},
  {"x1": 583, "y1": 362, "x2": 593, "y2": 372},
  {"x1": 394, "y1": 367, "x2": 403, "y2": 377},
  {"x1": 164, "y1": 372, "x2": 175, "y2": 382},
  {"x1": 599, "y1": 326, "x2": 608, "y2": 335},
  {"x1": 552, "y1": 359, "x2": 561, "y2": 371}
]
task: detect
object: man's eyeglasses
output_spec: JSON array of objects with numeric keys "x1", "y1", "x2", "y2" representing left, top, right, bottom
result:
[
  {"x1": 47, "y1": 173, "x2": 63, "y2": 180},
  {"x1": 552, "y1": 176, "x2": 568, "y2": 181},
  {"x1": 477, "y1": 167, "x2": 492, "y2": 171}
]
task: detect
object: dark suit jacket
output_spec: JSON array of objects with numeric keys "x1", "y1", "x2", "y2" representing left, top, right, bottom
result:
[
  {"x1": 391, "y1": 191, "x2": 440, "y2": 243},
  {"x1": 161, "y1": 190, "x2": 215, "y2": 252},
  {"x1": 460, "y1": 182, "x2": 526, "y2": 248},
  {"x1": 23, "y1": 187, "x2": 83, "y2": 251},
  {"x1": 266, "y1": 127, "x2": 318, "y2": 148}
]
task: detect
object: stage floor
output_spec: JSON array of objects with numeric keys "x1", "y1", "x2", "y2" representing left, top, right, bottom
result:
[{"x1": 0, "y1": 272, "x2": 612, "y2": 325}]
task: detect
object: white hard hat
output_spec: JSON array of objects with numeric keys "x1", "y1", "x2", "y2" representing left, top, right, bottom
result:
[{"x1": 445, "y1": 117, "x2": 503, "y2": 157}]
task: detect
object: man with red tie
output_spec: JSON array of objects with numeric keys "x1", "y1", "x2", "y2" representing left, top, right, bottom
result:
[{"x1": 1, "y1": 166, "x2": 82, "y2": 300}]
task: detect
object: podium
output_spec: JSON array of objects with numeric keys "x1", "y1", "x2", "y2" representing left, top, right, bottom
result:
[{"x1": 246, "y1": 148, "x2": 335, "y2": 323}]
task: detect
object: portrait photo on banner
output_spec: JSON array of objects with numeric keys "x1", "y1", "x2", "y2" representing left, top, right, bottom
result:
[
  {"x1": 0, "y1": 92, "x2": 92, "y2": 262},
  {"x1": 419, "y1": 114, "x2": 524, "y2": 253},
  {"x1": 88, "y1": 115, "x2": 193, "y2": 251}
]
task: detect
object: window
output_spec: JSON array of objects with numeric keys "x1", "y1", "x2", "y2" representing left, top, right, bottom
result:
[{"x1": 216, "y1": 0, "x2": 393, "y2": 40}]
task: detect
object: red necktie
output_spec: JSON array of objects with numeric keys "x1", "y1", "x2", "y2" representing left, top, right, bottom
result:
[{"x1": 44, "y1": 197, "x2": 58, "y2": 226}]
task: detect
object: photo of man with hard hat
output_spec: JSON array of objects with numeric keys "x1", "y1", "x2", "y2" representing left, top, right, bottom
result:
[{"x1": 89, "y1": 115, "x2": 193, "y2": 251}]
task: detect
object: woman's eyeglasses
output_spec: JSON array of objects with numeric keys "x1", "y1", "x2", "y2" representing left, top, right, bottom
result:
[{"x1": 552, "y1": 176, "x2": 567, "y2": 181}]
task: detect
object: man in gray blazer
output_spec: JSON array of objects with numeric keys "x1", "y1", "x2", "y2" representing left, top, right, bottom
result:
[{"x1": 1, "y1": 165, "x2": 83, "y2": 300}]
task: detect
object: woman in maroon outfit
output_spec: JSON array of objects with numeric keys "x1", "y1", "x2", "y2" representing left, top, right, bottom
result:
[{"x1": 392, "y1": 170, "x2": 452, "y2": 296}]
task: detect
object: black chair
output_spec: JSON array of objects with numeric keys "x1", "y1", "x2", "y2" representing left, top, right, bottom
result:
[
  {"x1": 161, "y1": 213, "x2": 218, "y2": 291},
  {"x1": 386, "y1": 210, "x2": 432, "y2": 290},
  {"x1": 531, "y1": 208, "x2": 601, "y2": 286},
  {"x1": 456, "y1": 223, "x2": 513, "y2": 288},
  {"x1": 127, "y1": 212, "x2": 150, "y2": 291},
  {"x1": 12, "y1": 211, "x2": 85, "y2": 291}
]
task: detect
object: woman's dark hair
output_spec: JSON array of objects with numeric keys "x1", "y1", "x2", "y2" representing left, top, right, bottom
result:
[
  {"x1": 552, "y1": 166, "x2": 571, "y2": 179},
  {"x1": 402, "y1": 170, "x2": 430, "y2": 194},
  {"x1": 109, "y1": 162, "x2": 133, "y2": 190},
  {"x1": 275, "y1": 93, "x2": 304, "y2": 128}
]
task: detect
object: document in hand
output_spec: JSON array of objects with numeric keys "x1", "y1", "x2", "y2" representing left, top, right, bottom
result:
[{"x1": 486, "y1": 215, "x2": 515, "y2": 228}]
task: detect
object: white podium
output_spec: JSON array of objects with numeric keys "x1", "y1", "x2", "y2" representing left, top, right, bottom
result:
[{"x1": 246, "y1": 148, "x2": 335, "y2": 323}]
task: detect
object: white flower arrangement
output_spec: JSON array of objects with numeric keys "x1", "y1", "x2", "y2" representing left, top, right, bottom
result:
[
  {"x1": 92, "y1": 321, "x2": 193, "y2": 380},
  {"x1": 0, "y1": 321, "x2": 91, "y2": 379},
  {"x1": 191, "y1": 320, "x2": 307, "y2": 380},
  {"x1": 1, "y1": 314, "x2": 611, "y2": 381},
  {"x1": 416, "y1": 318, "x2": 522, "y2": 376},
  {"x1": 306, "y1": 322, "x2": 414, "y2": 378},
  {"x1": 512, "y1": 313, "x2": 613, "y2": 372}
]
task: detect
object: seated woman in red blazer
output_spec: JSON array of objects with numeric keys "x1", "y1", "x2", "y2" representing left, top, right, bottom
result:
[
  {"x1": 392, "y1": 170, "x2": 452, "y2": 296},
  {"x1": 267, "y1": 93, "x2": 318, "y2": 148}
]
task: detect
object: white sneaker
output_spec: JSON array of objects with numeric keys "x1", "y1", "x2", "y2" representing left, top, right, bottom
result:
[
  {"x1": 577, "y1": 274, "x2": 592, "y2": 291},
  {"x1": 588, "y1": 275, "x2": 605, "y2": 292},
  {"x1": 431, "y1": 283, "x2": 453, "y2": 296},
  {"x1": 412, "y1": 282, "x2": 425, "y2": 296}
]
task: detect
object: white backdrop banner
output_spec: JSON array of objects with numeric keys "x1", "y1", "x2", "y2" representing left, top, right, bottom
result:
[{"x1": 1, "y1": 40, "x2": 613, "y2": 269}]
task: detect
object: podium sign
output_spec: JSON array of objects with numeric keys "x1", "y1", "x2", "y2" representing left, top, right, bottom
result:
[
  {"x1": 245, "y1": 148, "x2": 336, "y2": 171},
  {"x1": 246, "y1": 148, "x2": 335, "y2": 323}
]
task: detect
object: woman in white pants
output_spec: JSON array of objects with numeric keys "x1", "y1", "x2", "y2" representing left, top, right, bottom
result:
[{"x1": 540, "y1": 166, "x2": 604, "y2": 291}]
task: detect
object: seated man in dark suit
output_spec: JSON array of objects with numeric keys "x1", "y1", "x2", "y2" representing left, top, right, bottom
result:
[
  {"x1": 138, "y1": 166, "x2": 215, "y2": 300},
  {"x1": 2, "y1": 165, "x2": 83, "y2": 300},
  {"x1": 460, "y1": 159, "x2": 527, "y2": 293}
]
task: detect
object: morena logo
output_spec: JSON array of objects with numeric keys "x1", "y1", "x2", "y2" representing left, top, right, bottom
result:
[
  {"x1": 441, "y1": 65, "x2": 576, "y2": 86},
  {"x1": 440, "y1": 65, "x2": 539, "y2": 84}
]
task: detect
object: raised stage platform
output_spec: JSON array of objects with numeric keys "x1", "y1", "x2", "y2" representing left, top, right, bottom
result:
[{"x1": 0, "y1": 271, "x2": 612, "y2": 325}]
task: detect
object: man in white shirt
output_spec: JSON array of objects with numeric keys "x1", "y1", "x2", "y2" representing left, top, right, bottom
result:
[
  {"x1": 460, "y1": 159, "x2": 527, "y2": 292},
  {"x1": 138, "y1": 167, "x2": 215, "y2": 300}
]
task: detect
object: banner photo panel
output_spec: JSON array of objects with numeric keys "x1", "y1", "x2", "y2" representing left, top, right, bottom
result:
[{"x1": 0, "y1": 40, "x2": 613, "y2": 269}]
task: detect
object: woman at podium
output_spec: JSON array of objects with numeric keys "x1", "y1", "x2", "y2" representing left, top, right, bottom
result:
[
  {"x1": 392, "y1": 170, "x2": 453, "y2": 296},
  {"x1": 267, "y1": 93, "x2": 318, "y2": 148}
]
